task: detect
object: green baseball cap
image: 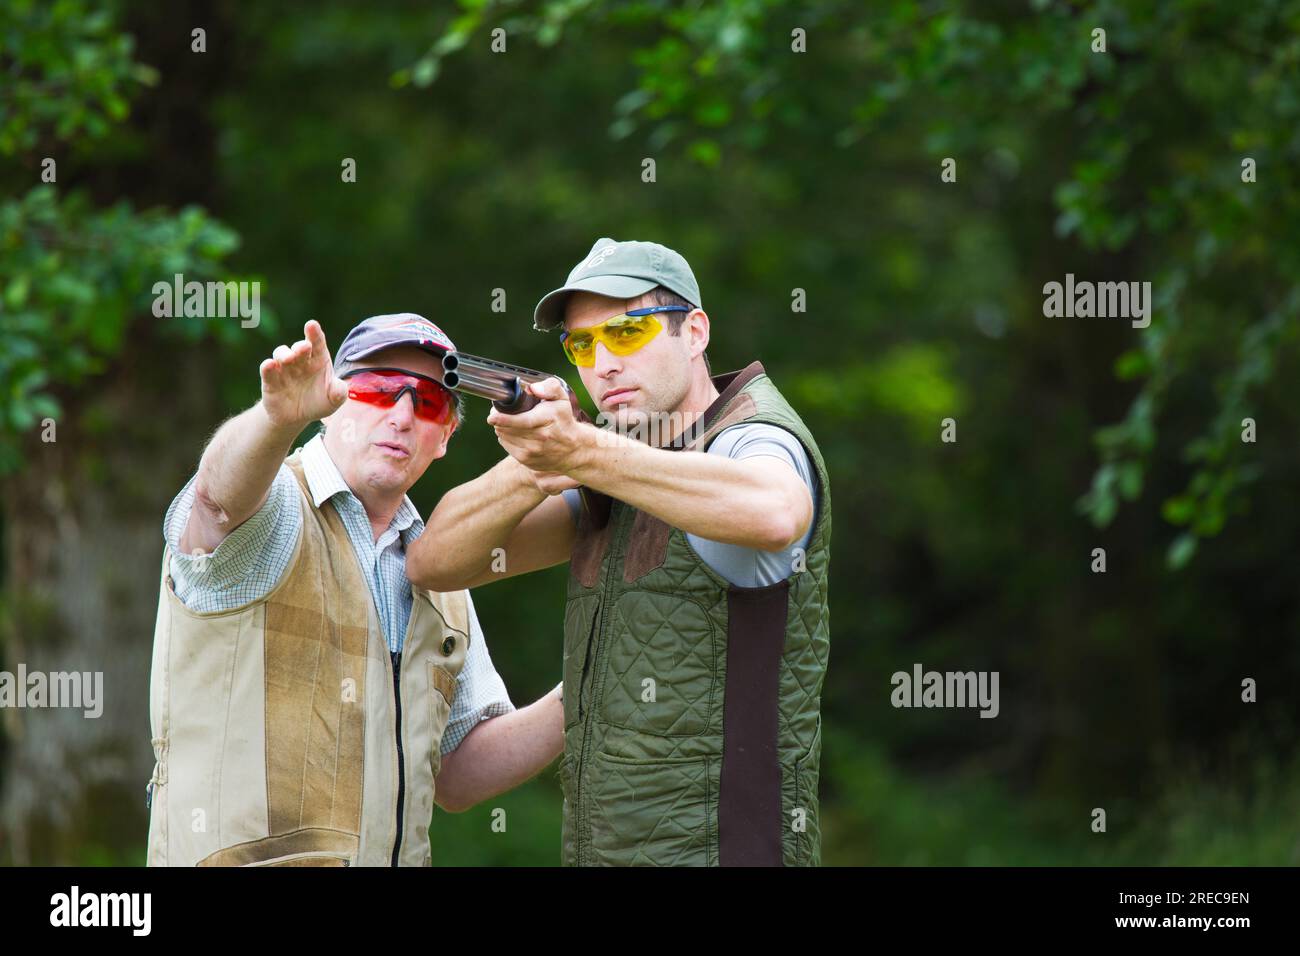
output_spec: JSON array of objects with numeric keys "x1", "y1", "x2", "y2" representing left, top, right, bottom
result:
[{"x1": 532, "y1": 237, "x2": 702, "y2": 331}]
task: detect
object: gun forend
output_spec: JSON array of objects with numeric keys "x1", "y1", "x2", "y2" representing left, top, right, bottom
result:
[{"x1": 441, "y1": 351, "x2": 567, "y2": 414}]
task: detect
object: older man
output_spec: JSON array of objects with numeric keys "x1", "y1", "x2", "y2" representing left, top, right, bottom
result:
[
  {"x1": 146, "y1": 314, "x2": 562, "y2": 867},
  {"x1": 408, "y1": 239, "x2": 832, "y2": 867}
]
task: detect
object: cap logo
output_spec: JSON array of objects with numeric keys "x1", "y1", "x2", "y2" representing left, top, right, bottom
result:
[
  {"x1": 373, "y1": 318, "x2": 453, "y2": 349},
  {"x1": 581, "y1": 244, "x2": 619, "y2": 273}
]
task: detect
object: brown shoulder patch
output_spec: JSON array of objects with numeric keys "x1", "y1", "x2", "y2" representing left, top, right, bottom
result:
[
  {"x1": 571, "y1": 500, "x2": 615, "y2": 588},
  {"x1": 623, "y1": 512, "x2": 673, "y2": 582}
]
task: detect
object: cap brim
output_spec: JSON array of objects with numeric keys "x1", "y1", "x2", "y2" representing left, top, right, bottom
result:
[{"x1": 532, "y1": 275, "x2": 658, "y2": 331}]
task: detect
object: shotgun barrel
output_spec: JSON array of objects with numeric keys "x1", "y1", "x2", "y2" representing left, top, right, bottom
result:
[
  {"x1": 440, "y1": 350, "x2": 612, "y2": 528},
  {"x1": 441, "y1": 351, "x2": 564, "y2": 414}
]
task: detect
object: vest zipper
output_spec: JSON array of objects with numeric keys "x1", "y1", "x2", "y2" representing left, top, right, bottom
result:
[{"x1": 390, "y1": 649, "x2": 405, "y2": 867}]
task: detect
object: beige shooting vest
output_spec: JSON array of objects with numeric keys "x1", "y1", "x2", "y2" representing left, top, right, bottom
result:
[{"x1": 146, "y1": 451, "x2": 469, "y2": 866}]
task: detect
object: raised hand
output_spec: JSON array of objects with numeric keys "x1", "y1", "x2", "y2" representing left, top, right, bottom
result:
[{"x1": 258, "y1": 320, "x2": 349, "y2": 429}]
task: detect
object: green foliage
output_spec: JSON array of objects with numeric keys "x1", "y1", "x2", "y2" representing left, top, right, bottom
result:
[
  {"x1": 413, "y1": 0, "x2": 1300, "y2": 565},
  {"x1": 790, "y1": 343, "x2": 964, "y2": 440},
  {"x1": 0, "y1": 0, "x2": 157, "y2": 152},
  {"x1": 0, "y1": 186, "x2": 257, "y2": 472},
  {"x1": 2, "y1": 0, "x2": 1296, "y2": 865},
  {"x1": 824, "y1": 724, "x2": 1300, "y2": 865},
  {"x1": 0, "y1": 0, "x2": 264, "y2": 474}
]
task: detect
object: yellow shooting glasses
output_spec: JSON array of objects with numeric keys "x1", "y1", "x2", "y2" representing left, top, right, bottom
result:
[{"x1": 559, "y1": 305, "x2": 690, "y2": 367}]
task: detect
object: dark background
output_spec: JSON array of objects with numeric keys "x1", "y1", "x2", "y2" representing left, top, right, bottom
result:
[{"x1": 1, "y1": 0, "x2": 1297, "y2": 865}]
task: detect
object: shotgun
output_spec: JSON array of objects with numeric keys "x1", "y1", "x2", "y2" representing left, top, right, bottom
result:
[
  {"x1": 441, "y1": 351, "x2": 612, "y2": 527},
  {"x1": 441, "y1": 351, "x2": 566, "y2": 415}
]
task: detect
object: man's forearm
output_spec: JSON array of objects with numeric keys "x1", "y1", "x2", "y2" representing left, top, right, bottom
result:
[
  {"x1": 434, "y1": 685, "x2": 564, "y2": 813},
  {"x1": 407, "y1": 456, "x2": 546, "y2": 590},
  {"x1": 183, "y1": 402, "x2": 304, "y2": 553},
  {"x1": 567, "y1": 428, "x2": 809, "y2": 551}
]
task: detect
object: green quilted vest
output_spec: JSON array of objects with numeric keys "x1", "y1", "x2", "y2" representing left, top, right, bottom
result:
[{"x1": 559, "y1": 361, "x2": 832, "y2": 866}]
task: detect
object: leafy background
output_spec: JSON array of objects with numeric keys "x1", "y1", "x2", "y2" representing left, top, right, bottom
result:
[{"x1": 1, "y1": 0, "x2": 1297, "y2": 864}]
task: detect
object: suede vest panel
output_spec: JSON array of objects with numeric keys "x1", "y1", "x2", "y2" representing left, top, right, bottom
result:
[
  {"x1": 559, "y1": 362, "x2": 832, "y2": 866},
  {"x1": 146, "y1": 450, "x2": 470, "y2": 866}
]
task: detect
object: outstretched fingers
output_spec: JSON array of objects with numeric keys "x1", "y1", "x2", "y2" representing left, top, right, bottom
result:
[
  {"x1": 259, "y1": 357, "x2": 282, "y2": 387},
  {"x1": 304, "y1": 319, "x2": 330, "y2": 357}
]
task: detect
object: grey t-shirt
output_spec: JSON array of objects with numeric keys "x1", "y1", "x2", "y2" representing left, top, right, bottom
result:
[{"x1": 562, "y1": 422, "x2": 818, "y2": 588}]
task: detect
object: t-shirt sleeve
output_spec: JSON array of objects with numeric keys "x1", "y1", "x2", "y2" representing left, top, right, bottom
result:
[
  {"x1": 561, "y1": 488, "x2": 583, "y2": 525},
  {"x1": 707, "y1": 422, "x2": 818, "y2": 511},
  {"x1": 683, "y1": 422, "x2": 818, "y2": 588}
]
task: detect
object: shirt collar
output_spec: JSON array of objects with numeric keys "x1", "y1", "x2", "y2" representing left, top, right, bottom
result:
[{"x1": 301, "y1": 433, "x2": 424, "y2": 541}]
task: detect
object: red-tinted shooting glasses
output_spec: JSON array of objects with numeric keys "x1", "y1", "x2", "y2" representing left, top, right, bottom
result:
[{"x1": 340, "y1": 367, "x2": 457, "y2": 425}]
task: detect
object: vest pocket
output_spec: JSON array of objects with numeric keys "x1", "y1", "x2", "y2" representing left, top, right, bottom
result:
[
  {"x1": 600, "y1": 591, "x2": 717, "y2": 737},
  {"x1": 197, "y1": 828, "x2": 359, "y2": 866},
  {"x1": 244, "y1": 850, "x2": 354, "y2": 866},
  {"x1": 585, "y1": 751, "x2": 712, "y2": 866}
]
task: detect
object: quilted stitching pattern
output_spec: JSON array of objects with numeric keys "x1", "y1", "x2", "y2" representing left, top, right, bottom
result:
[
  {"x1": 601, "y1": 591, "x2": 717, "y2": 736},
  {"x1": 586, "y1": 753, "x2": 712, "y2": 867}
]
